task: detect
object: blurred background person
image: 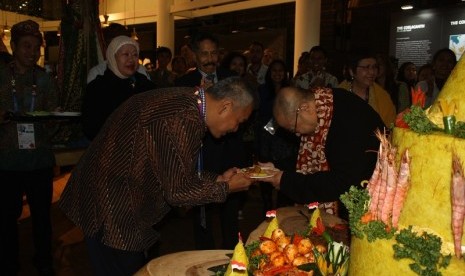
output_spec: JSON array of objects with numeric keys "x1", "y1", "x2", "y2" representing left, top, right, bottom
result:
[
  {"x1": 82, "y1": 36, "x2": 155, "y2": 141},
  {"x1": 292, "y1": 51, "x2": 309, "y2": 80},
  {"x1": 220, "y1": 51, "x2": 258, "y2": 220},
  {"x1": 220, "y1": 51, "x2": 257, "y2": 88},
  {"x1": 416, "y1": 48, "x2": 456, "y2": 108},
  {"x1": 0, "y1": 33, "x2": 12, "y2": 64},
  {"x1": 171, "y1": 55, "x2": 188, "y2": 80},
  {"x1": 416, "y1": 63, "x2": 434, "y2": 98},
  {"x1": 375, "y1": 54, "x2": 400, "y2": 111},
  {"x1": 339, "y1": 50, "x2": 396, "y2": 126},
  {"x1": 180, "y1": 43, "x2": 197, "y2": 71},
  {"x1": 149, "y1": 46, "x2": 176, "y2": 88},
  {"x1": 247, "y1": 41, "x2": 268, "y2": 85},
  {"x1": 262, "y1": 48, "x2": 276, "y2": 66},
  {"x1": 294, "y1": 46, "x2": 338, "y2": 89},
  {"x1": 396, "y1": 61, "x2": 417, "y2": 112}
]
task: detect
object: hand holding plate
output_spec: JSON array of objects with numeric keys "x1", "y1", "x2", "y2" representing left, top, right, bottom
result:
[{"x1": 227, "y1": 172, "x2": 253, "y2": 193}]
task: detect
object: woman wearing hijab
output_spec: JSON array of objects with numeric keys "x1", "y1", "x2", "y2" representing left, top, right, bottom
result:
[{"x1": 82, "y1": 35, "x2": 155, "y2": 140}]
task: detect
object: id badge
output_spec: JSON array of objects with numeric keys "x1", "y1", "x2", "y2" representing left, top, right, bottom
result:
[{"x1": 17, "y1": 123, "x2": 36, "y2": 149}]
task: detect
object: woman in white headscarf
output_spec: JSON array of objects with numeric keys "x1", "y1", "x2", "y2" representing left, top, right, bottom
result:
[{"x1": 82, "y1": 35, "x2": 155, "y2": 140}]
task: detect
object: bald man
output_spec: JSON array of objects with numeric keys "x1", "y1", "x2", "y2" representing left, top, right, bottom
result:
[{"x1": 260, "y1": 86, "x2": 385, "y2": 219}]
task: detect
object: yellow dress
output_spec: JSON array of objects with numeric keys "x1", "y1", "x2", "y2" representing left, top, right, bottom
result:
[{"x1": 339, "y1": 80, "x2": 396, "y2": 127}]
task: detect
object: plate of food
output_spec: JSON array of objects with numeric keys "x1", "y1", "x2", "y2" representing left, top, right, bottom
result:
[
  {"x1": 50, "y1": 111, "x2": 81, "y2": 116},
  {"x1": 241, "y1": 165, "x2": 279, "y2": 179},
  {"x1": 25, "y1": 111, "x2": 51, "y2": 116}
]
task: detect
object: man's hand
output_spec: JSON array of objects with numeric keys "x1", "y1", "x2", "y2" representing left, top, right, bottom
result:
[
  {"x1": 259, "y1": 170, "x2": 283, "y2": 189},
  {"x1": 217, "y1": 167, "x2": 239, "y2": 182},
  {"x1": 226, "y1": 173, "x2": 254, "y2": 193}
]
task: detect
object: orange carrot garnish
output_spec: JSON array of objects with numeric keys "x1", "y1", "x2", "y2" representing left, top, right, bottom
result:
[{"x1": 360, "y1": 212, "x2": 374, "y2": 224}]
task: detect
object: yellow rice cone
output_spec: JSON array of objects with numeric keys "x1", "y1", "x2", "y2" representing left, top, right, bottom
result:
[
  {"x1": 225, "y1": 238, "x2": 248, "y2": 275},
  {"x1": 263, "y1": 217, "x2": 279, "y2": 238},
  {"x1": 427, "y1": 54, "x2": 465, "y2": 125}
]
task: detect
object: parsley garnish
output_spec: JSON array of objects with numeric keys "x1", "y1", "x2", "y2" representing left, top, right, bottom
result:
[
  {"x1": 393, "y1": 226, "x2": 451, "y2": 276},
  {"x1": 404, "y1": 105, "x2": 437, "y2": 134},
  {"x1": 340, "y1": 186, "x2": 370, "y2": 238}
]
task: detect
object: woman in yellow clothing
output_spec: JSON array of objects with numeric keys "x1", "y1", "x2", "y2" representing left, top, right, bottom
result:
[{"x1": 339, "y1": 52, "x2": 396, "y2": 127}]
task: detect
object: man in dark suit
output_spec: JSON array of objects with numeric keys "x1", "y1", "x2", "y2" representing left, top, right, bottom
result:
[
  {"x1": 175, "y1": 32, "x2": 249, "y2": 250},
  {"x1": 175, "y1": 33, "x2": 233, "y2": 88}
]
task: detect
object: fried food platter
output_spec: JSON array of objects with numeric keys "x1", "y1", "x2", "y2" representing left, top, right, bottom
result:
[{"x1": 241, "y1": 165, "x2": 279, "y2": 179}]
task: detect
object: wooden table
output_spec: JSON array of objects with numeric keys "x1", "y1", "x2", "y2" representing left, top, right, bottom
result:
[{"x1": 134, "y1": 250, "x2": 232, "y2": 276}]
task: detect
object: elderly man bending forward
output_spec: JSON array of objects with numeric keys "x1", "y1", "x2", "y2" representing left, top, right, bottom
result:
[{"x1": 59, "y1": 77, "x2": 257, "y2": 275}]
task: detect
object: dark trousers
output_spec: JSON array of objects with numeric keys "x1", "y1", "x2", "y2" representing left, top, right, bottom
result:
[
  {"x1": 85, "y1": 235, "x2": 147, "y2": 276},
  {"x1": 0, "y1": 168, "x2": 54, "y2": 275},
  {"x1": 193, "y1": 193, "x2": 241, "y2": 250}
]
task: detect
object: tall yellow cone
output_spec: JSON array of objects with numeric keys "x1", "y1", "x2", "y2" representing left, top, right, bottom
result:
[
  {"x1": 427, "y1": 54, "x2": 465, "y2": 125},
  {"x1": 225, "y1": 235, "x2": 248, "y2": 275},
  {"x1": 263, "y1": 217, "x2": 279, "y2": 238}
]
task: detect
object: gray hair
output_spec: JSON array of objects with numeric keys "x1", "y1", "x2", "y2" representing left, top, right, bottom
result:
[{"x1": 206, "y1": 76, "x2": 258, "y2": 109}]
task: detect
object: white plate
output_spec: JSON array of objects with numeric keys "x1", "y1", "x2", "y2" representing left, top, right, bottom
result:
[
  {"x1": 134, "y1": 250, "x2": 232, "y2": 276},
  {"x1": 26, "y1": 111, "x2": 51, "y2": 116},
  {"x1": 50, "y1": 111, "x2": 81, "y2": 116},
  {"x1": 241, "y1": 166, "x2": 279, "y2": 179}
]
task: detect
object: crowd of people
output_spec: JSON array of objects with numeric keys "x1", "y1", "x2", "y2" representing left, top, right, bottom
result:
[{"x1": 0, "y1": 19, "x2": 458, "y2": 276}]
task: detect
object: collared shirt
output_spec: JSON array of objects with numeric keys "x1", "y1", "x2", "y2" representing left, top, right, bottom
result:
[
  {"x1": 247, "y1": 63, "x2": 268, "y2": 85},
  {"x1": 198, "y1": 69, "x2": 217, "y2": 83}
]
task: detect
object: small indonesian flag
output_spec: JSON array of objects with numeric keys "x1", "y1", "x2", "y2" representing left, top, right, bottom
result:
[
  {"x1": 230, "y1": 260, "x2": 247, "y2": 271},
  {"x1": 307, "y1": 202, "x2": 319, "y2": 210},
  {"x1": 225, "y1": 233, "x2": 249, "y2": 275},
  {"x1": 266, "y1": 210, "x2": 277, "y2": 218}
]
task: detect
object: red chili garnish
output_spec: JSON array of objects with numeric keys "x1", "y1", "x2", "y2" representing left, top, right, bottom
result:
[
  {"x1": 332, "y1": 223, "x2": 348, "y2": 230},
  {"x1": 292, "y1": 233, "x2": 304, "y2": 246},
  {"x1": 395, "y1": 109, "x2": 410, "y2": 128},
  {"x1": 259, "y1": 236, "x2": 273, "y2": 241},
  {"x1": 263, "y1": 264, "x2": 293, "y2": 276},
  {"x1": 312, "y1": 217, "x2": 326, "y2": 235}
]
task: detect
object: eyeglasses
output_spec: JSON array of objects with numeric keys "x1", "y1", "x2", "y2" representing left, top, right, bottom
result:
[
  {"x1": 357, "y1": 64, "x2": 379, "y2": 71},
  {"x1": 291, "y1": 108, "x2": 300, "y2": 133}
]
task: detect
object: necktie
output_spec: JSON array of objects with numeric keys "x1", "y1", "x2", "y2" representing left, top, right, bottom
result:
[{"x1": 207, "y1": 74, "x2": 216, "y2": 83}]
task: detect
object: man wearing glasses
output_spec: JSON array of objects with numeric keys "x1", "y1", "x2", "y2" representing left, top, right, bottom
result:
[{"x1": 260, "y1": 86, "x2": 385, "y2": 219}]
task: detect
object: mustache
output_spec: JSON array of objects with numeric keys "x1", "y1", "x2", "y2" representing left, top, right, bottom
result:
[{"x1": 202, "y1": 62, "x2": 216, "y2": 67}]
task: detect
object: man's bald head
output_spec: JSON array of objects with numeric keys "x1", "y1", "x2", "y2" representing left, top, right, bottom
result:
[{"x1": 273, "y1": 86, "x2": 315, "y2": 122}]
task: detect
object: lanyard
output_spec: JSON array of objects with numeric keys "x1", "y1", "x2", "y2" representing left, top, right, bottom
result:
[
  {"x1": 10, "y1": 64, "x2": 37, "y2": 113},
  {"x1": 196, "y1": 87, "x2": 206, "y2": 177},
  {"x1": 196, "y1": 88, "x2": 208, "y2": 229}
]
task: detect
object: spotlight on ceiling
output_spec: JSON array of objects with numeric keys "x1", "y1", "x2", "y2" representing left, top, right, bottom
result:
[{"x1": 401, "y1": 4, "x2": 413, "y2": 10}]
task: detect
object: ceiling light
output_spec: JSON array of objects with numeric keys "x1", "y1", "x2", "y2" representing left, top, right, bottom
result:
[
  {"x1": 102, "y1": 14, "x2": 109, "y2": 26},
  {"x1": 131, "y1": 27, "x2": 139, "y2": 41},
  {"x1": 231, "y1": 30, "x2": 239, "y2": 34},
  {"x1": 401, "y1": 4, "x2": 413, "y2": 10}
]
